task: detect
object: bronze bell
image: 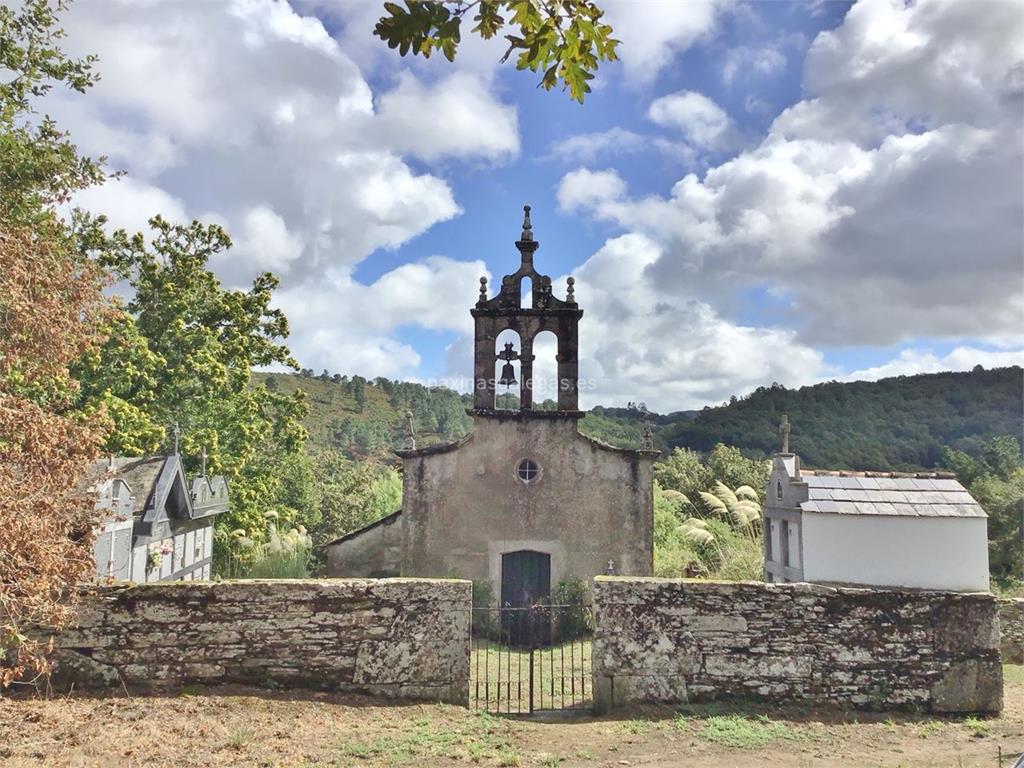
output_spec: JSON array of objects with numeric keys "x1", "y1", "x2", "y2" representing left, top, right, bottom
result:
[{"x1": 499, "y1": 361, "x2": 517, "y2": 388}]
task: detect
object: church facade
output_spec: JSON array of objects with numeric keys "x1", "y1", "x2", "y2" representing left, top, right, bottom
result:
[{"x1": 326, "y1": 207, "x2": 656, "y2": 606}]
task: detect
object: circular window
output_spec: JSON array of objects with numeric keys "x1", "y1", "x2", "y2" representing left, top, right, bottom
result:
[{"x1": 517, "y1": 459, "x2": 539, "y2": 483}]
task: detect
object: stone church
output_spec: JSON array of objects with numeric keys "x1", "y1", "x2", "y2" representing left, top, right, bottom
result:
[{"x1": 326, "y1": 207, "x2": 656, "y2": 607}]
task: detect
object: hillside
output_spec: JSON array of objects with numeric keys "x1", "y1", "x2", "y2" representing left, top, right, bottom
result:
[
  {"x1": 662, "y1": 366, "x2": 1023, "y2": 470},
  {"x1": 254, "y1": 366, "x2": 1022, "y2": 470}
]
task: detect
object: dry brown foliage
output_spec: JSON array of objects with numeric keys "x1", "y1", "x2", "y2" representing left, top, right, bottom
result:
[{"x1": 0, "y1": 225, "x2": 111, "y2": 688}]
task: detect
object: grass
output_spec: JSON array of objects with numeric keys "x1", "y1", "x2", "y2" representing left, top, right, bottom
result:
[
  {"x1": 226, "y1": 729, "x2": 253, "y2": 750},
  {"x1": 339, "y1": 711, "x2": 519, "y2": 766},
  {"x1": 696, "y1": 714, "x2": 809, "y2": 749},
  {"x1": 962, "y1": 716, "x2": 991, "y2": 737},
  {"x1": 918, "y1": 720, "x2": 944, "y2": 738},
  {"x1": 1003, "y1": 664, "x2": 1024, "y2": 685},
  {"x1": 624, "y1": 718, "x2": 658, "y2": 735}
]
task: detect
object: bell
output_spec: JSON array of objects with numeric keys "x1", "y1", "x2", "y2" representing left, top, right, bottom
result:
[{"x1": 499, "y1": 361, "x2": 517, "y2": 388}]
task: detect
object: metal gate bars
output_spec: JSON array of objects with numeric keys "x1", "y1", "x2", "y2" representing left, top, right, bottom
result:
[{"x1": 470, "y1": 603, "x2": 593, "y2": 714}]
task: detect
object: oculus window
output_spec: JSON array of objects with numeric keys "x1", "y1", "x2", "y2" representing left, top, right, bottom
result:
[{"x1": 517, "y1": 459, "x2": 539, "y2": 483}]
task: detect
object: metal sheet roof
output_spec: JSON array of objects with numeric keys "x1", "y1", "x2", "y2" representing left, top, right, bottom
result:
[{"x1": 798, "y1": 472, "x2": 986, "y2": 518}]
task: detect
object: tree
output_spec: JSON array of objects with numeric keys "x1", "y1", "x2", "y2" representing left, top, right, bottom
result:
[
  {"x1": 943, "y1": 436, "x2": 1024, "y2": 587},
  {"x1": 1, "y1": 0, "x2": 108, "y2": 228},
  {"x1": 78, "y1": 217, "x2": 309, "y2": 544},
  {"x1": 0, "y1": 0, "x2": 114, "y2": 687},
  {"x1": 0, "y1": 227, "x2": 110, "y2": 686},
  {"x1": 374, "y1": 0, "x2": 619, "y2": 103},
  {"x1": 304, "y1": 449, "x2": 402, "y2": 551}
]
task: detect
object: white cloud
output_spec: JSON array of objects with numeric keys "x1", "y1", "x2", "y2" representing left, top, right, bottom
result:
[
  {"x1": 847, "y1": 347, "x2": 1024, "y2": 382},
  {"x1": 549, "y1": 128, "x2": 648, "y2": 164},
  {"x1": 51, "y1": 0, "x2": 520, "y2": 374},
  {"x1": 556, "y1": 169, "x2": 628, "y2": 214},
  {"x1": 74, "y1": 176, "x2": 189, "y2": 237},
  {"x1": 566, "y1": 234, "x2": 824, "y2": 410},
  {"x1": 561, "y1": 0, "x2": 1024, "y2": 353},
  {"x1": 370, "y1": 72, "x2": 519, "y2": 163},
  {"x1": 648, "y1": 90, "x2": 734, "y2": 149},
  {"x1": 722, "y1": 45, "x2": 786, "y2": 85},
  {"x1": 601, "y1": 0, "x2": 736, "y2": 83},
  {"x1": 227, "y1": 205, "x2": 305, "y2": 275},
  {"x1": 275, "y1": 256, "x2": 488, "y2": 378}
]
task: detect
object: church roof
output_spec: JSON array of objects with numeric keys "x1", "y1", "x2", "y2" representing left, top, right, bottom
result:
[
  {"x1": 797, "y1": 471, "x2": 986, "y2": 518},
  {"x1": 325, "y1": 509, "x2": 402, "y2": 547}
]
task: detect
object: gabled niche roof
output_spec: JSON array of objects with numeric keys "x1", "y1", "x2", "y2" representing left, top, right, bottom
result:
[{"x1": 87, "y1": 455, "x2": 227, "y2": 521}]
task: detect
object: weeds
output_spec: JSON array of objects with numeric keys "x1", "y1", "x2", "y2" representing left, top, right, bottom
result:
[
  {"x1": 699, "y1": 714, "x2": 808, "y2": 749},
  {"x1": 226, "y1": 729, "x2": 252, "y2": 750},
  {"x1": 962, "y1": 716, "x2": 991, "y2": 737},
  {"x1": 338, "y1": 710, "x2": 518, "y2": 766}
]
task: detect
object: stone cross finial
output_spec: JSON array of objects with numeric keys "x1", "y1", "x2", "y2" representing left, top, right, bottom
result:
[
  {"x1": 520, "y1": 204, "x2": 533, "y2": 242},
  {"x1": 200, "y1": 447, "x2": 208, "y2": 476},
  {"x1": 779, "y1": 414, "x2": 790, "y2": 454},
  {"x1": 605, "y1": 559, "x2": 616, "y2": 576},
  {"x1": 404, "y1": 410, "x2": 416, "y2": 451},
  {"x1": 172, "y1": 422, "x2": 181, "y2": 456},
  {"x1": 639, "y1": 403, "x2": 654, "y2": 450}
]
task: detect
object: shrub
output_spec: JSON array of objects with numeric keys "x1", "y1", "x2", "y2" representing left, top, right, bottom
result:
[
  {"x1": 547, "y1": 577, "x2": 593, "y2": 642},
  {"x1": 471, "y1": 579, "x2": 500, "y2": 638},
  {"x1": 226, "y1": 514, "x2": 313, "y2": 579}
]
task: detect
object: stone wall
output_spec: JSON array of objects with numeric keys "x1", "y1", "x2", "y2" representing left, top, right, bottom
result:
[
  {"x1": 48, "y1": 579, "x2": 470, "y2": 703},
  {"x1": 592, "y1": 577, "x2": 1002, "y2": 714},
  {"x1": 1000, "y1": 597, "x2": 1024, "y2": 664}
]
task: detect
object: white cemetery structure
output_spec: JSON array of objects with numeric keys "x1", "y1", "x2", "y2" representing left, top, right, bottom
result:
[
  {"x1": 89, "y1": 451, "x2": 228, "y2": 583},
  {"x1": 763, "y1": 416, "x2": 990, "y2": 592}
]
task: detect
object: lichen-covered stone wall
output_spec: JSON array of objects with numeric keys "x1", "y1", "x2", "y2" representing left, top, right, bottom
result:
[
  {"x1": 999, "y1": 597, "x2": 1023, "y2": 664},
  {"x1": 48, "y1": 579, "x2": 470, "y2": 703},
  {"x1": 592, "y1": 577, "x2": 1002, "y2": 714}
]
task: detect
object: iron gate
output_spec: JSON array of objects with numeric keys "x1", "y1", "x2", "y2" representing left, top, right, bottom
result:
[{"x1": 470, "y1": 603, "x2": 593, "y2": 714}]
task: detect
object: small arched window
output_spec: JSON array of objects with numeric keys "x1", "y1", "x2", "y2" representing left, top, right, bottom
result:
[
  {"x1": 517, "y1": 459, "x2": 539, "y2": 484},
  {"x1": 776, "y1": 479, "x2": 784, "y2": 502}
]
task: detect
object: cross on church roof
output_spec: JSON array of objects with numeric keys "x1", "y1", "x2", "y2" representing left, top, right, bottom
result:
[
  {"x1": 779, "y1": 414, "x2": 791, "y2": 454},
  {"x1": 404, "y1": 410, "x2": 416, "y2": 451}
]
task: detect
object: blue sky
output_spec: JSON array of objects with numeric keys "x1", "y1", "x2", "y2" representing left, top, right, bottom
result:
[{"x1": 56, "y1": 0, "x2": 1023, "y2": 411}]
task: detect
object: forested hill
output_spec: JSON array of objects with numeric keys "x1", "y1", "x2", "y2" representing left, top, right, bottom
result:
[
  {"x1": 254, "y1": 366, "x2": 1022, "y2": 470},
  {"x1": 661, "y1": 366, "x2": 1022, "y2": 470}
]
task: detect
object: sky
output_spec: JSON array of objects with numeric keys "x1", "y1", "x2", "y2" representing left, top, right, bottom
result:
[{"x1": 49, "y1": 0, "x2": 1024, "y2": 412}]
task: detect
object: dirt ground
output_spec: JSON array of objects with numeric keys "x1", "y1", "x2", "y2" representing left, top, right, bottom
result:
[{"x1": 1, "y1": 666, "x2": 1022, "y2": 768}]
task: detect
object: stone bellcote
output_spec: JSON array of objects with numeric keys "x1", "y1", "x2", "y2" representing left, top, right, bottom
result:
[{"x1": 471, "y1": 205, "x2": 583, "y2": 413}]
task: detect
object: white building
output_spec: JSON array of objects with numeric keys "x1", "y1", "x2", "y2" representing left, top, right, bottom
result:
[
  {"x1": 89, "y1": 455, "x2": 227, "y2": 582},
  {"x1": 763, "y1": 433, "x2": 989, "y2": 592}
]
